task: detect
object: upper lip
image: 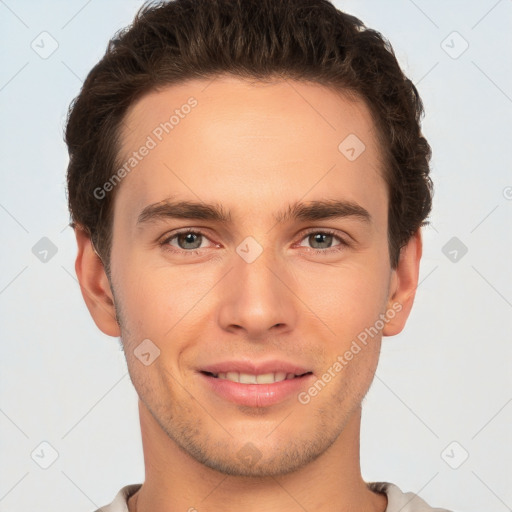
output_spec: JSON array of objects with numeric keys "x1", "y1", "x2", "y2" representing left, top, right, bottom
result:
[{"x1": 200, "y1": 359, "x2": 312, "y2": 376}]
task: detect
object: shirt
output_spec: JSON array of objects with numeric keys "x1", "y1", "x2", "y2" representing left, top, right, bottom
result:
[{"x1": 94, "y1": 482, "x2": 454, "y2": 511}]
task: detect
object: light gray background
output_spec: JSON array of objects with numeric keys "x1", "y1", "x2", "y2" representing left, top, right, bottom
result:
[{"x1": 1, "y1": 1, "x2": 511, "y2": 511}]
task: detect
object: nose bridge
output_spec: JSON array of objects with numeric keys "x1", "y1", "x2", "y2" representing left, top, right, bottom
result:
[
  {"x1": 237, "y1": 238, "x2": 281, "y2": 295},
  {"x1": 217, "y1": 235, "x2": 297, "y2": 336}
]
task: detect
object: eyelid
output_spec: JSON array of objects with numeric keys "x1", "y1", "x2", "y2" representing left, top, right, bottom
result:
[
  {"x1": 160, "y1": 228, "x2": 218, "y2": 250},
  {"x1": 295, "y1": 228, "x2": 350, "y2": 253},
  {"x1": 298, "y1": 227, "x2": 348, "y2": 243},
  {"x1": 159, "y1": 227, "x2": 350, "y2": 255}
]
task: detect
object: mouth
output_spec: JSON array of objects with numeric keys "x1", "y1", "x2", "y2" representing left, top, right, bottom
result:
[
  {"x1": 201, "y1": 370, "x2": 313, "y2": 384},
  {"x1": 199, "y1": 367, "x2": 315, "y2": 407}
]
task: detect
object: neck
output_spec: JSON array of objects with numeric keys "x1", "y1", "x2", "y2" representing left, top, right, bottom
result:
[{"x1": 128, "y1": 399, "x2": 386, "y2": 512}]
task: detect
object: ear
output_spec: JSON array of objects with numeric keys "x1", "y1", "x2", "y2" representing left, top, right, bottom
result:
[
  {"x1": 382, "y1": 229, "x2": 423, "y2": 336},
  {"x1": 74, "y1": 226, "x2": 121, "y2": 337}
]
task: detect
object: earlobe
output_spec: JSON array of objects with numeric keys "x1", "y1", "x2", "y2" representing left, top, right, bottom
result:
[
  {"x1": 382, "y1": 229, "x2": 423, "y2": 337},
  {"x1": 74, "y1": 226, "x2": 121, "y2": 337}
]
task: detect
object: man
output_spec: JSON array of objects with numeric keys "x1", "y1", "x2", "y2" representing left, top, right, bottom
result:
[{"x1": 65, "y1": 0, "x2": 452, "y2": 510}]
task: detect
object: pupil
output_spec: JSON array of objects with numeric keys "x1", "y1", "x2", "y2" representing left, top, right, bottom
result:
[
  {"x1": 180, "y1": 233, "x2": 201, "y2": 249},
  {"x1": 311, "y1": 233, "x2": 332, "y2": 249}
]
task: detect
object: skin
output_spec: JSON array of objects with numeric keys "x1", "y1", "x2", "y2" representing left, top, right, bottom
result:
[{"x1": 75, "y1": 75, "x2": 422, "y2": 512}]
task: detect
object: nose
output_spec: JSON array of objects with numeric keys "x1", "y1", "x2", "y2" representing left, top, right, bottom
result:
[{"x1": 216, "y1": 244, "x2": 298, "y2": 340}]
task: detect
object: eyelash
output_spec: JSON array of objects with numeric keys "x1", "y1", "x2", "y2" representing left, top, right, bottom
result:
[{"x1": 159, "y1": 228, "x2": 349, "y2": 257}]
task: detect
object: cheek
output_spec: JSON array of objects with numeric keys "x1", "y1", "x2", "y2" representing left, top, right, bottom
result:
[
  {"x1": 297, "y1": 257, "x2": 391, "y2": 339},
  {"x1": 112, "y1": 226, "x2": 392, "y2": 347},
  {"x1": 112, "y1": 252, "x2": 217, "y2": 346}
]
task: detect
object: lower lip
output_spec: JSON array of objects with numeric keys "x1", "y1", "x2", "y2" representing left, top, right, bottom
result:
[{"x1": 199, "y1": 372, "x2": 315, "y2": 407}]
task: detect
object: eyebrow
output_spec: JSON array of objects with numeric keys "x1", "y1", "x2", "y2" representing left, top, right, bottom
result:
[{"x1": 137, "y1": 198, "x2": 372, "y2": 226}]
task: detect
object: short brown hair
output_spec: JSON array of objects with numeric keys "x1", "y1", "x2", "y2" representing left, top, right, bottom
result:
[{"x1": 65, "y1": 0, "x2": 432, "y2": 273}]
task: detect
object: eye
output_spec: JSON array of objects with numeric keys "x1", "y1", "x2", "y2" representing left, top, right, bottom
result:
[
  {"x1": 160, "y1": 229, "x2": 215, "y2": 255},
  {"x1": 159, "y1": 228, "x2": 349, "y2": 257},
  {"x1": 298, "y1": 229, "x2": 348, "y2": 254}
]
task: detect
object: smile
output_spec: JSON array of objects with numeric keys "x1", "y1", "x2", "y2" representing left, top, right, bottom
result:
[
  {"x1": 199, "y1": 369, "x2": 315, "y2": 407},
  {"x1": 204, "y1": 371, "x2": 311, "y2": 384}
]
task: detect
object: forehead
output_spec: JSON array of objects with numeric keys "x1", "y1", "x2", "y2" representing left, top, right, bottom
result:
[{"x1": 114, "y1": 75, "x2": 387, "y2": 227}]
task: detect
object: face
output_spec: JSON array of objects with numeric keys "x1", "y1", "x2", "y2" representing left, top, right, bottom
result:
[{"x1": 93, "y1": 76, "x2": 410, "y2": 477}]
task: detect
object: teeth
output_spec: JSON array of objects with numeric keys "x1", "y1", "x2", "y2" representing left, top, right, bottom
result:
[
  {"x1": 256, "y1": 373, "x2": 277, "y2": 384},
  {"x1": 239, "y1": 373, "x2": 257, "y2": 384},
  {"x1": 226, "y1": 371, "x2": 240, "y2": 382},
  {"x1": 274, "y1": 372, "x2": 287, "y2": 382},
  {"x1": 213, "y1": 371, "x2": 298, "y2": 384}
]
